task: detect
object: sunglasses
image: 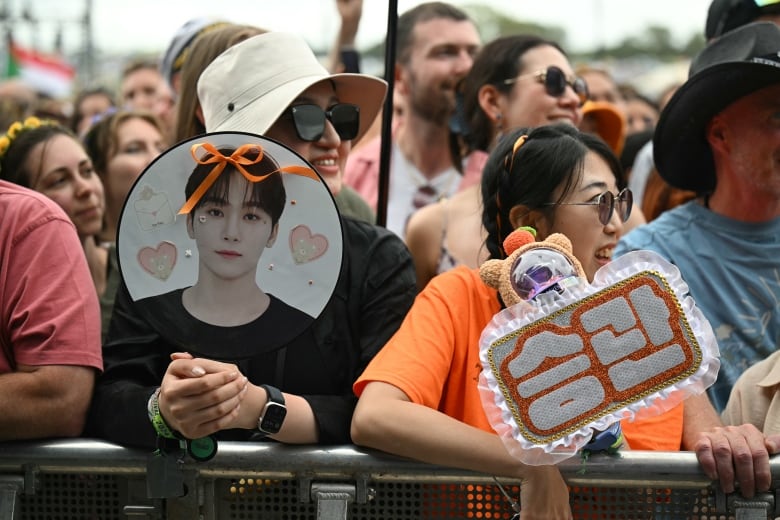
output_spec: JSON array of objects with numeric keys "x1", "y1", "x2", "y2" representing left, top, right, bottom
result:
[
  {"x1": 504, "y1": 66, "x2": 589, "y2": 106},
  {"x1": 545, "y1": 188, "x2": 633, "y2": 226},
  {"x1": 288, "y1": 103, "x2": 360, "y2": 142},
  {"x1": 413, "y1": 185, "x2": 439, "y2": 210}
]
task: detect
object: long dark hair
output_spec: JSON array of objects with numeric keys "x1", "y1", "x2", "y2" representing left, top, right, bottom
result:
[
  {"x1": 0, "y1": 122, "x2": 77, "y2": 187},
  {"x1": 459, "y1": 35, "x2": 563, "y2": 154},
  {"x1": 481, "y1": 124, "x2": 624, "y2": 260}
]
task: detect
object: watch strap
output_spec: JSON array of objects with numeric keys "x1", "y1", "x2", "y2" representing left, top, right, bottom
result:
[
  {"x1": 260, "y1": 384, "x2": 285, "y2": 406},
  {"x1": 257, "y1": 384, "x2": 286, "y2": 435}
]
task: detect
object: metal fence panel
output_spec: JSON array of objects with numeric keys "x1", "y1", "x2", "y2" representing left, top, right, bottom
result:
[{"x1": 2, "y1": 440, "x2": 778, "y2": 520}]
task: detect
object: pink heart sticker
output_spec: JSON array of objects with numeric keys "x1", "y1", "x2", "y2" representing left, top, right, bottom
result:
[
  {"x1": 289, "y1": 224, "x2": 329, "y2": 264},
  {"x1": 137, "y1": 241, "x2": 177, "y2": 281}
]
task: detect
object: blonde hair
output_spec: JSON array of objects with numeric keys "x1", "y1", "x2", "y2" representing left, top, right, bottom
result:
[{"x1": 174, "y1": 24, "x2": 266, "y2": 143}]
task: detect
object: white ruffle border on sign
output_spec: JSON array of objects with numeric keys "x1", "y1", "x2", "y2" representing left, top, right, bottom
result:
[{"x1": 478, "y1": 250, "x2": 721, "y2": 465}]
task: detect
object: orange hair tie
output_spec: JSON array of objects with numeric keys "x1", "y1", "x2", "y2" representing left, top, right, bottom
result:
[
  {"x1": 503, "y1": 134, "x2": 528, "y2": 173},
  {"x1": 496, "y1": 134, "x2": 529, "y2": 257}
]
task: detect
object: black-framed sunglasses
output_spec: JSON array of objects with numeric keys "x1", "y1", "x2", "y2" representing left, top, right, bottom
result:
[
  {"x1": 504, "y1": 65, "x2": 589, "y2": 106},
  {"x1": 544, "y1": 188, "x2": 633, "y2": 226},
  {"x1": 288, "y1": 103, "x2": 360, "y2": 142}
]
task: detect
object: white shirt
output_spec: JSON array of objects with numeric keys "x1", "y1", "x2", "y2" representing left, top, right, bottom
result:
[{"x1": 386, "y1": 142, "x2": 460, "y2": 238}]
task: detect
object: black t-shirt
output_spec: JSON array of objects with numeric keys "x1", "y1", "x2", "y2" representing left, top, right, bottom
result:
[{"x1": 135, "y1": 289, "x2": 313, "y2": 359}]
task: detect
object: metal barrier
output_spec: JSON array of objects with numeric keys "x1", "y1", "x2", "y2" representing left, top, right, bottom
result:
[{"x1": 0, "y1": 439, "x2": 778, "y2": 519}]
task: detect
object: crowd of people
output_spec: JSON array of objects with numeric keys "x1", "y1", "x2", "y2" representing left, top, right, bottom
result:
[{"x1": 1, "y1": 0, "x2": 780, "y2": 516}]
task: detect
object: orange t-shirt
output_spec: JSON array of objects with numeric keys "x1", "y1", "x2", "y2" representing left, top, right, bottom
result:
[{"x1": 354, "y1": 266, "x2": 684, "y2": 451}]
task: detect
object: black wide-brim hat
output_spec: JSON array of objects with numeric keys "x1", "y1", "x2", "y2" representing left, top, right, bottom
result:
[{"x1": 653, "y1": 22, "x2": 780, "y2": 193}]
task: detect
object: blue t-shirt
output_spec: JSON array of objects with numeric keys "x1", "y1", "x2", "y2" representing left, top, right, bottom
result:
[{"x1": 615, "y1": 201, "x2": 780, "y2": 412}]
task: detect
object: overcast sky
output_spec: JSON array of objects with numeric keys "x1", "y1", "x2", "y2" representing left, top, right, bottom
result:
[{"x1": 7, "y1": 0, "x2": 713, "y2": 57}]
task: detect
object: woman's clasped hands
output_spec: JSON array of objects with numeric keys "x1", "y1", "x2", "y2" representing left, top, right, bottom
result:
[{"x1": 157, "y1": 352, "x2": 248, "y2": 439}]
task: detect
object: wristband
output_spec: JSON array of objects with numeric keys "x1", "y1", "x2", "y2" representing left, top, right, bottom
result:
[
  {"x1": 147, "y1": 388, "x2": 218, "y2": 461},
  {"x1": 148, "y1": 388, "x2": 178, "y2": 440}
]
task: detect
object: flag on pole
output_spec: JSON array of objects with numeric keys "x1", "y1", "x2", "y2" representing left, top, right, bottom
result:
[{"x1": 3, "y1": 37, "x2": 75, "y2": 98}]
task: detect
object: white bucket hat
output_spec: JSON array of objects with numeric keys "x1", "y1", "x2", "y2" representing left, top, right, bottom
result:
[{"x1": 197, "y1": 32, "x2": 387, "y2": 143}]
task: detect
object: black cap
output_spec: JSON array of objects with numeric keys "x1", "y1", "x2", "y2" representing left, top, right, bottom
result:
[{"x1": 706, "y1": 0, "x2": 780, "y2": 39}]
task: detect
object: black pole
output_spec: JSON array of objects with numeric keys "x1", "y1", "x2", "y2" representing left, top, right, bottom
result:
[{"x1": 375, "y1": 0, "x2": 398, "y2": 228}]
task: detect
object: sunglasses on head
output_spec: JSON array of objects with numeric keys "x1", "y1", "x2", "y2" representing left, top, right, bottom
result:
[
  {"x1": 545, "y1": 188, "x2": 633, "y2": 226},
  {"x1": 288, "y1": 103, "x2": 360, "y2": 142},
  {"x1": 504, "y1": 65, "x2": 589, "y2": 106}
]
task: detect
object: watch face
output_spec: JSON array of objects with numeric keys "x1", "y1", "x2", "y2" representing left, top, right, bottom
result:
[{"x1": 260, "y1": 402, "x2": 287, "y2": 433}]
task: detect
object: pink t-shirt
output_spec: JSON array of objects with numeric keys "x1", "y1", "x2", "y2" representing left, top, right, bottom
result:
[{"x1": 0, "y1": 181, "x2": 102, "y2": 373}]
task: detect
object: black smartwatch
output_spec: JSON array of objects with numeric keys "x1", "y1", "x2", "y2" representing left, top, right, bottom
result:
[{"x1": 257, "y1": 384, "x2": 287, "y2": 435}]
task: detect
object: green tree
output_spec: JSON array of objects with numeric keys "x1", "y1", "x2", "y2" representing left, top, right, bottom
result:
[
  {"x1": 362, "y1": 7, "x2": 703, "y2": 65},
  {"x1": 580, "y1": 25, "x2": 705, "y2": 62},
  {"x1": 361, "y1": 3, "x2": 567, "y2": 61},
  {"x1": 460, "y1": 3, "x2": 567, "y2": 46}
]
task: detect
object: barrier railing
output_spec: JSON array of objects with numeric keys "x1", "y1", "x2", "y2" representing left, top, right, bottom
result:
[{"x1": 0, "y1": 439, "x2": 778, "y2": 519}]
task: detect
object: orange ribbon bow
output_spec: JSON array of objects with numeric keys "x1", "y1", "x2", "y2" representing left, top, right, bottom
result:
[{"x1": 178, "y1": 142, "x2": 320, "y2": 215}]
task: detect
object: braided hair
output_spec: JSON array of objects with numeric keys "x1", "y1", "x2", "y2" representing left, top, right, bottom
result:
[{"x1": 481, "y1": 124, "x2": 623, "y2": 260}]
